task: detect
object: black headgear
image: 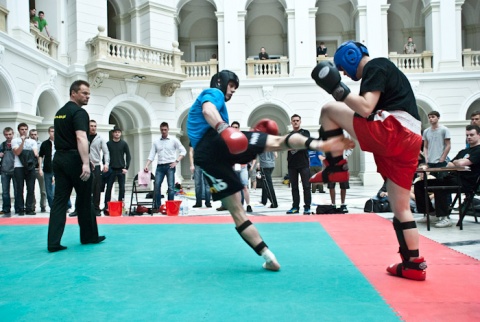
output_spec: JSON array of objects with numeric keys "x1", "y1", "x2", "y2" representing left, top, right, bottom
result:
[{"x1": 210, "y1": 70, "x2": 239, "y2": 95}]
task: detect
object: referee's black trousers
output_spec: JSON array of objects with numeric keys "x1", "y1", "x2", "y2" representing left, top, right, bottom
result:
[{"x1": 48, "y1": 151, "x2": 99, "y2": 247}]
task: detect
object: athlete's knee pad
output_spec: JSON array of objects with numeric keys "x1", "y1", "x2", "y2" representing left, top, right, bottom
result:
[
  {"x1": 392, "y1": 217, "x2": 419, "y2": 261},
  {"x1": 236, "y1": 220, "x2": 267, "y2": 255}
]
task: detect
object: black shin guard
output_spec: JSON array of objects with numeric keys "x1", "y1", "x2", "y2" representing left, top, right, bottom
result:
[
  {"x1": 319, "y1": 127, "x2": 344, "y2": 140},
  {"x1": 393, "y1": 217, "x2": 419, "y2": 261},
  {"x1": 235, "y1": 220, "x2": 267, "y2": 255},
  {"x1": 319, "y1": 127, "x2": 345, "y2": 165}
]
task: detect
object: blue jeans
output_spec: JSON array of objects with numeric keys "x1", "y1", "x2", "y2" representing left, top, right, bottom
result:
[
  {"x1": 104, "y1": 169, "x2": 126, "y2": 208},
  {"x1": 154, "y1": 164, "x2": 175, "y2": 208},
  {"x1": 1, "y1": 172, "x2": 17, "y2": 213},
  {"x1": 44, "y1": 172, "x2": 55, "y2": 209},
  {"x1": 194, "y1": 165, "x2": 211, "y2": 205}
]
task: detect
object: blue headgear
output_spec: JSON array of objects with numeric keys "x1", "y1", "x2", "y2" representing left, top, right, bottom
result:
[
  {"x1": 334, "y1": 41, "x2": 369, "y2": 81},
  {"x1": 210, "y1": 70, "x2": 239, "y2": 96}
]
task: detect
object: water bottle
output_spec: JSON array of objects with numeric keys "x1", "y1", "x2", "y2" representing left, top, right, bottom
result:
[{"x1": 183, "y1": 197, "x2": 189, "y2": 216}]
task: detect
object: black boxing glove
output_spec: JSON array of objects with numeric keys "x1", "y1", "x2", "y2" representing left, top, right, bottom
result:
[{"x1": 311, "y1": 61, "x2": 350, "y2": 101}]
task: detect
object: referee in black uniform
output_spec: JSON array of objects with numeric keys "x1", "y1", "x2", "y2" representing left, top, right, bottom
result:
[{"x1": 47, "y1": 80, "x2": 105, "y2": 252}]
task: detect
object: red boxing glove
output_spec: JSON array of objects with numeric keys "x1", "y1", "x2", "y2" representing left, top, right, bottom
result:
[
  {"x1": 218, "y1": 125, "x2": 248, "y2": 154},
  {"x1": 252, "y1": 119, "x2": 279, "y2": 135}
]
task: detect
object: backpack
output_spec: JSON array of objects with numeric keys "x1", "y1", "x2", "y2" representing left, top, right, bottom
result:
[
  {"x1": 0, "y1": 141, "x2": 15, "y2": 174},
  {"x1": 364, "y1": 198, "x2": 391, "y2": 213},
  {"x1": 316, "y1": 204, "x2": 341, "y2": 214}
]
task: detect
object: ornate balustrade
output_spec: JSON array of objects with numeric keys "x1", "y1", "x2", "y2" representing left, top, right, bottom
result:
[
  {"x1": 463, "y1": 49, "x2": 480, "y2": 70},
  {"x1": 30, "y1": 24, "x2": 59, "y2": 59},
  {"x1": 246, "y1": 57, "x2": 289, "y2": 78},
  {"x1": 0, "y1": 5, "x2": 8, "y2": 32},
  {"x1": 181, "y1": 59, "x2": 218, "y2": 79},
  {"x1": 87, "y1": 35, "x2": 183, "y2": 73},
  {"x1": 389, "y1": 51, "x2": 433, "y2": 73}
]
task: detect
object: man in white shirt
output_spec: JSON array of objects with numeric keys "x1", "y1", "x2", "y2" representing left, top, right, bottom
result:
[
  {"x1": 12, "y1": 123, "x2": 38, "y2": 215},
  {"x1": 144, "y1": 122, "x2": 187, "y2": 209}
]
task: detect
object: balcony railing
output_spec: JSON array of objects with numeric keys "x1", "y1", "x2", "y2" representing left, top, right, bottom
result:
[
  {"x1": 30, "y1": 24, "x2": 59, "y2": 59},
  {"x1": 0, "y1": 5, "x2": 7, "y2": 32},
  {"x1": 463, "y1": 49, "x2": 480, "y2": 70},
  {"x1": 181, "y1": 59, "x2": 218, "y2": 80},
  {"x1": 388, "y1": 51, "x2": 433, "y2": 73},
  {"x1": 86, "y1": 34, "x2": 183, "y2": 73},
  {"x1": 246, "y1": 57, "x2": 289, "y2": 78},
  {"x1": 316, "y1": 55, "x2": 333, "y2": 63}
]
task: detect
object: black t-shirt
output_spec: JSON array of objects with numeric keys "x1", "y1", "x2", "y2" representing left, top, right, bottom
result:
[
  {"x1": 360, "y1": 58, "x2": 420, "y2": 121},
  {"x1": 453, "y1": 145, "x2": 480, "y2": 191},
  {"x1": 54, "y1": 101, "x2": 89, "y2": 150},
  {"x1": 287, "y1": 128, "x2": 310, "y2": 169}
]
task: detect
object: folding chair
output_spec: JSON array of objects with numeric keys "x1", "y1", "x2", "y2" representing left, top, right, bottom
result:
[
  {"x1": 456, "y1": 175, "x2": 480, "y2": 229},
  {"x1": 129, "y1": 172, "x2": 156, "y2": 216}
]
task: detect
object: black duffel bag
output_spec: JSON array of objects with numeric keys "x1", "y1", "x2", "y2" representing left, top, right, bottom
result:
[{"x1": 364, "y1": 198, "x2": 391, "y2": 213}]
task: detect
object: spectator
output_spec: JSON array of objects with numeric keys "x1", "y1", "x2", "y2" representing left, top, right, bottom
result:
[
  {"x1": 309, "y1": 149, "x2": 324, "y2": 193},
  {"x1": 258, "y1": 47, "x2": 269, "y2": 75},
  {"x1": 467, "y1": 110, "x2": 480, "y2": 147},
  {"x1": 259, "y1": 47, "x2": 269, "y2": 60},
  {"x1": 32, "y1": 10, "x2": 52, "y2": 39},
  {"x1": 410, "y1": 163, "x2": 435, "y2": 213},
  {"x1": 231, "y1": 121, "x2": 253, "y2": 213},
  {"x1": 30, "y1": 8, "x2": 38, "y2": 27},
  {"x1": 38, "y1": 126, "x2": 55, "y2": 211},
  {"x1": 423, "y1": 111, "x2": 451, "y2": 177},
  {"x1": 144, "y1": 122, "x2": 186, "y2": 209},
  {"x1": 415, "y1": 125, "x2": 480, "y2": 228},
  {"x1": 316, "y1": 42, "x2": 328, "y2": 56},
  {"x1": 104, "y1": 126, "x2": 131, "y2": 215},
  {"x1": 189, "y1": 145, "x2": 212, "y2": 208},
  {"x1": 327, "y1": 130, "x2": 352, "y2": 213},
  {"x1": 0, "y1": 127, "x2": 17, "y2": 217},
  {"x1": 12, "y1": 123, "x2": 38, "y2": 216},
  {"x1": 88, "y1": 120, "x2": 110, "y2": 216},
  {"x1": 286, "y1": 114, "x2": 312, "y2": 215},
  {"x1": 259, "y1": 151, "x2": 278, "y2": 208},
  {"x1": 29, "y1": 129, "x2": 47, "y2": 212},
  {"x1": 403, "y1": 37, "x2": 417, "y2": 54}
]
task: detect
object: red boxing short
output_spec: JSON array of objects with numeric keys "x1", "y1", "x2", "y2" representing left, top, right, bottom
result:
[{"x1": 354, "y1": 110, "x2": 422, "y2": 190}]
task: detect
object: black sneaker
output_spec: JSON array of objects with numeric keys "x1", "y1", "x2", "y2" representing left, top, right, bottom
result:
[
  {"x1": 68, "y1": 211, "x2": 78, "y2": 217},
  {"x1": 246, "y1": 205, "x2": 253, "y2": 213},
  {"x1": 26, "y1": 211, "x2": 36, "y2": 216},
  {"x1": 340, "y1": 205, "x2": 348, "y2": 213},
  {"x1": 192, "y1": 204, "x2": 202, "y2": 208},
  {"x1": 205, "y1": 203, "x2": 212, "y2": 208},
  {"x1": 41, "y1": 207, "x2": 47, "y2": 212},
  {"x1": 303, "y1": 207, "x2": 311, "y2": 215},
  {"x1": 286, "y1": 208, "x2": 299, "y2": 214}
]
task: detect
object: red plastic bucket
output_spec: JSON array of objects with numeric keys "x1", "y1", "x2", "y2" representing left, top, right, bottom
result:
[
  {"x1": 108, "y1": 201, "x2": 123, "y2": 217},
  {"x1": 165, "y1": 200, "x2": 182, "y2": 216}
]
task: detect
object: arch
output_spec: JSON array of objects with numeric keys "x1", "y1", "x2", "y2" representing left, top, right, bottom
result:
[
  {"x1": 464, "y1": 92, "x2": 480, "y2": 119},
  {"x1": 415, "y1": 95, "x2": 438, "y2": 130},
  {"x1": 0, "y1": 66, "x2": 20, "y2": 112},
  {"x1": 177, "y1": 0, "x2": 217, "y2": 14},
  {"x1": 32, "y1": 83, "x2": 63, "y2": 123},
  {"x1": 315, "y1": 3, "x2": 352, "y2": 32},
  {"x1": 102, "y1": 94, "x2": 156, "y2": 129}
]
